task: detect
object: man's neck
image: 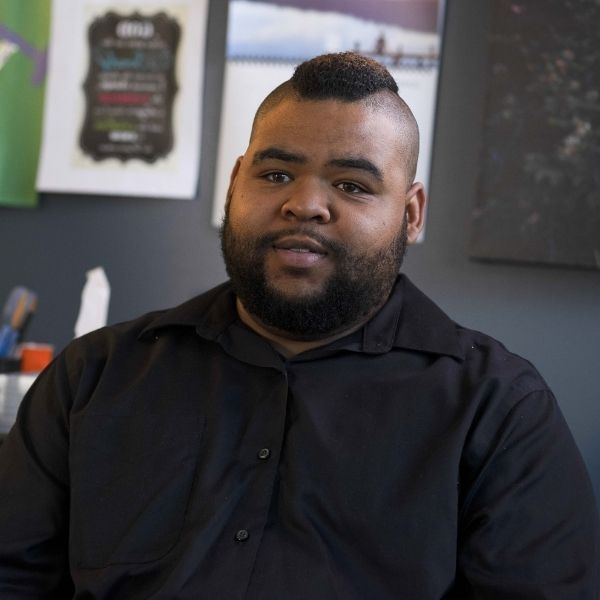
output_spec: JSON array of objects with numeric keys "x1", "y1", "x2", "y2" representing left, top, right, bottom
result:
[{"x1": 235, "y1": 299, "x2": 372, "y2": 358}]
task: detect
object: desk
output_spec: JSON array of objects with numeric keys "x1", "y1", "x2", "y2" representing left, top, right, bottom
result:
[{"x1": 0, "y1": 373, "x2": 37, "y2": 434}]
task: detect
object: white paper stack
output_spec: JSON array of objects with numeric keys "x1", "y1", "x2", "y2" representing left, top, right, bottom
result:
[{"x1": 0, "y1": 373, "x2": 37, "y2": 434}]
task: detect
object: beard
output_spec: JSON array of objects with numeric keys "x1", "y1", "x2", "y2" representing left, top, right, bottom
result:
[{"x1": 220, "y1": 213, "x2": 408, "y2": 340}]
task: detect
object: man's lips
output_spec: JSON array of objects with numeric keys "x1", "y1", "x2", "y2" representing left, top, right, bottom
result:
[
  {"x1": 272, "y1": 236, "x2": 328, "y2": 255},
  {"x1": 270, "y1": 236, "x2": 328, "y2": 268}
]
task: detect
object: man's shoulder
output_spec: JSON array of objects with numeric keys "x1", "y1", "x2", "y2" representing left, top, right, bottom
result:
[
  {"x1": 455, "y1": 324, "x2": 551, "y2": 397},
  {"x1": 66, "y1": 281, "x2": 234, "y2": 358},
  {"x1": 399, "y1": 276, "x2": 551, "y2": 396}
]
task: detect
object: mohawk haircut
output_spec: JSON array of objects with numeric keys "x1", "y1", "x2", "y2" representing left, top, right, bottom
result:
[
  {"x1": 291, "y1": 51, "x2": 399, "y2": 100},
  {"x1": 249, "y1": 52, "x2": 420, "y2": 183}
]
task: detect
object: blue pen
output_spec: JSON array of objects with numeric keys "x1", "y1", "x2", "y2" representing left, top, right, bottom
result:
[
  {"x1": 0, "y1": 287, "x2": 38, "y2": 358},
  {"x1": 0, "y1": 324, "x2": 18, "y2": 358}
]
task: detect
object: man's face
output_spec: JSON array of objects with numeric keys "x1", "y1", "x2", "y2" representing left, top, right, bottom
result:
[{"x1": 221, "y1": 97, "x2": 424, "y2": 340}]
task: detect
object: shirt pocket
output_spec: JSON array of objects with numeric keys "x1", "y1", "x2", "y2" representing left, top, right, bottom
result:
[{"x1": 69, "y1": 411, "x2": 205, "y2": 569}]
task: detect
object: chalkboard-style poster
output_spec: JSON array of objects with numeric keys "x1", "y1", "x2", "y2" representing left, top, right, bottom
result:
[
  {"x1": 36, "y1": 0, "x2": 208, "y2": 200},
  {"x1": 80, "y1": 12, "x2": 180, "y2": 163}
]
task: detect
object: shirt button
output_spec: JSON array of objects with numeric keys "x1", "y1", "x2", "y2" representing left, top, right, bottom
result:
[
  {"x1": 235, "y1": 529, "x2": 250, "y2": 542},
  {"x1": 257, "y1": 448, "x2": 271, "y2": 460}
]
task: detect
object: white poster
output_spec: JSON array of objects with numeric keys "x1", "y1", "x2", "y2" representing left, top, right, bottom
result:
[
  {"x1": 36, "y1": 0, "x2": 208, "y2": 199},
  {"x1": 212, "y1": 0, "x2": 446, "y2": 227}
]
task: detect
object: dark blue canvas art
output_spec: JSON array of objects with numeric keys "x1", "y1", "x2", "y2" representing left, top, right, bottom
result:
[{"x1": 470, "y1": 0, "x2": 600, "y2": 269}]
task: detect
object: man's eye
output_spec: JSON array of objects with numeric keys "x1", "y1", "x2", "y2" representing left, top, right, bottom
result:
[
  {"x1": 336, "y1": 182, "x2": 365, "y2": 194},
  {"x1": 264, "y1": 172, "x2": 291, "y2": 184}
]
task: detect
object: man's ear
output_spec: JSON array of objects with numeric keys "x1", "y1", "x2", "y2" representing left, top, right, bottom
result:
[
  {"x1": 225, "y1": 156, "x2": 244, "y2": 212},
  {"x1": 404, "y1": 182, "x2": 427, "y2": 244}
]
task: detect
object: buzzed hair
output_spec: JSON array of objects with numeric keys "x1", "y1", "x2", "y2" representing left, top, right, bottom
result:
[{"x1": 250, "y1": 52, "x2": 420, "y2": 183}]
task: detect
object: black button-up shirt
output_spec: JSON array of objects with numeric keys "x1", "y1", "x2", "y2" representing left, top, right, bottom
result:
[{"x1": 0, "y1": 276, "x2": 598, "y2": 598}]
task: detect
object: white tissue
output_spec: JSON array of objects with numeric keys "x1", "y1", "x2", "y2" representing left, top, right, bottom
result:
[{"x1": 74, "y1": 267, "x2": 111, "y2": 338}]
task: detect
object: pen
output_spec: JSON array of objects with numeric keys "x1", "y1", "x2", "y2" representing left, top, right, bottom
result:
[{"x1": 0, "y1": 287, "x2": 38, "y2": 358}]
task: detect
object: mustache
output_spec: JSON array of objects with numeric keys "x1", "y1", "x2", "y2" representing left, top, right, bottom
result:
[{"x1": 255, "y1": 228, "x2": 347, "y2": 256}]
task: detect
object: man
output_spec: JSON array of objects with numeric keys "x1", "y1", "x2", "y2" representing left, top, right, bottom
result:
[{"x1": 0, "y1": 52, "x2": 598, "y2": 598}]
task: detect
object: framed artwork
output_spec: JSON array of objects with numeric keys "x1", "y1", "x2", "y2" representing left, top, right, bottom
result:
[
  {"x1": 36, "y1": 0, "x2": 208, "y2": 200},
  {"x1": 470, "y1": 0, "x2": 600, "y2": 269},
  {"x1": 212, "y1": 0, "x2": 446, "y2": 227}
]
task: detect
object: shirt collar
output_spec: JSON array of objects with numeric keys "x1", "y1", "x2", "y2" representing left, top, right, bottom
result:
[
  {"x1": 138, "y1": 281, "x2": 238, "y2": 342},
  {"x1": 139, "y1": 275, "x2": 464, "y2": 362},
  {"x1": 362, "y1": 275, "x2": 464, "y2": 360}
]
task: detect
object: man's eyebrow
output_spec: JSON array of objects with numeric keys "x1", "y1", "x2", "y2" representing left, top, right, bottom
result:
[
  {"x1": 252, "y1": 147, "x2": 307, "y2": 165},
  {"x1": 327, "y1": 157, "x2": 383, "y2": 182}
]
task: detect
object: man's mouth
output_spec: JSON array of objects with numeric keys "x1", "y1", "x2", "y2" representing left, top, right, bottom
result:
[
  {"x1": 272, "y1": 236, "x2": 328, "y2": 255},
  {"x1": 271, "y1": 236, "x2": 329, "y2": 267}
]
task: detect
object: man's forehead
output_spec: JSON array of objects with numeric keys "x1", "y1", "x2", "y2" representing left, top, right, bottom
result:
[
  {"x1": 249, "y1": 97, "x2": 409, "y2": 162},
  {"x1": 251, "y1": 97, "x2": 406, "y2": 150}
]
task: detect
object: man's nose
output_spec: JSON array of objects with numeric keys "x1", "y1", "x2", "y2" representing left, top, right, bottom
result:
[{"x1": 280, "y1": 179, "x2": 331, "y2": 223}]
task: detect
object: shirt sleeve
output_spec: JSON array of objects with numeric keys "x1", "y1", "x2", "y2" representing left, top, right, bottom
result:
[
  {"x1": 0, "y1": 352, "x2": 75, "y2": 597},
  {"x1": 457, "y1": 388, "x2": 600, "y2": 598}
]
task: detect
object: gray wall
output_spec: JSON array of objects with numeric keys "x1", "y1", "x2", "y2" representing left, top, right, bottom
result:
[{"x1": 1, "y1": 1, "x2": 598, "y2": 504}]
